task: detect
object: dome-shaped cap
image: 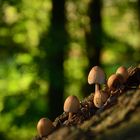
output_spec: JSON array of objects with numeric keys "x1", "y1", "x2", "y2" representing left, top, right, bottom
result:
[
  {"x1": 88, "y1": 66, "x2": 106, "y2": 85},
  {"x1": 64, "y1": 95, "x2": 80, "y2": 113},
  {"x1": 116, "y1": 66, "x2": 128, "y2": 82},
  {"x1": 107, "y1": 73, "x2": 123, "y2": 90},
  {"x1": 37, "y1": 117, "x2": 54, "y2": 137}
]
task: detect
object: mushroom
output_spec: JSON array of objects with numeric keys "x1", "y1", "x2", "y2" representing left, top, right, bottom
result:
[
  {"x1": 63, "y1": 95, "x2": 80, "y2": 120},
  {"x1": 116, "y1": 66, "x2": 128, "y2": 83},
  {"x1": 88, "y1": 66, "x2": 108, "y2": 108},
  {"x1": 88, "y1": 66, "x2": 106, "y2": 87},
  {"x1": 37, "y1": 117, "x2": 54, "y2": 137},
  {"x1": 93, "y1": 90, "x2": 109, "y2": 108},
  {"x1": 107, "y1": 73, "x2": 124, "y2": 92}
]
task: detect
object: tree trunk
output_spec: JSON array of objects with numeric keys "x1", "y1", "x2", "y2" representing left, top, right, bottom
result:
[
  {"x1": 86, "y1": 0, "x2": 103, "y2": 67},
  {"x1": 47, "y1": 0, "x2": 68, "y2": 119},
  {"x1": 38, "y1": 0, "x2": 68, "y2": 119},
  {"x1": 84, "y1": 0, "x2": 103, "y2": 96}
]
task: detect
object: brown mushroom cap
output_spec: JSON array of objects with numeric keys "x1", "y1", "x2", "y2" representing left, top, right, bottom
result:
[
  {"x1": 37, "y1": 117, "x2": 54, "y2": 137},
  {"x1": 116, "y1": 66, "x2": 128, "y2": 82},
  {"x1": 88, "y1": 66, "x2": 106, "y2": 85},
  {"x1": 64, "y1": 95, "x2": 80, "y2": 113},
  {"x1": 107, "y1": 73, "x2": 123, "y2": 90}
]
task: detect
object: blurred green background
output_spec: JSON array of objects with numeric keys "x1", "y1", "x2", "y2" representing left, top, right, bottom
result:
[{"x1": 0, "y1": 0, "x2": 140, "y2": 139}]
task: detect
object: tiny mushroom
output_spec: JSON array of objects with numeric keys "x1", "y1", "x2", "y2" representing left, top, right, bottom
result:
[
  {"x1": 107, "y1": 73, "x2": 123, "y2": 92},
  {"x1": 93, "y1": 90, "x2": 108, "y2": 108},
  {"x1": 116, "y1": 66, "x2": 128, "y2": 83},
  {"x1": 64, "y1": 95, "x2": 80, "y2": 120},
  {"x1": 37, "y1": 117, "x2": 54, "y2": 138},
  {"x1": 88, "y1": 66, "x2": 108, "y2": 108}
]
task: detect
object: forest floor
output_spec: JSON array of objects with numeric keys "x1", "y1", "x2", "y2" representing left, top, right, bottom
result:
[{"x1": 33, "y1": 66, "x2": 140, "y2": 140}]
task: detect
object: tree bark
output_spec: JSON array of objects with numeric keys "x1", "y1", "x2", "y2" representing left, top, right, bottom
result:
[{"x1": 48, "y1": 89, "x2": 140, "y2": 140}]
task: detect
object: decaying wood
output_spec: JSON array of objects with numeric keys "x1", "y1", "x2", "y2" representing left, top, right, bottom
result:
[{"x1": 33, "y1": 66, "x2": 140, "y2": 140}]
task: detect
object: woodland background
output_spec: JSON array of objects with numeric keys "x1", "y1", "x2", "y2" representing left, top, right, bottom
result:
[{"x1": 0, "y1": 0, "x2": 140, "y2": 139}]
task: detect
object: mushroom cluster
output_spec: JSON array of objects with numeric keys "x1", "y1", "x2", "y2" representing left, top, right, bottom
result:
[
  {"x1": 87, "y1": 65, "x2": 129, "y2": 108},
  {"x1": 36, "y1": 65, "x2": 129, "y2": 139}
]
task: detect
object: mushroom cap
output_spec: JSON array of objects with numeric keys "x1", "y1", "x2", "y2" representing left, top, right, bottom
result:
[
  {"x1": 107, "y1": 73, "x2": 123, "y2": 90},
  {"x1": 116, "y1": 66, "x2": 128, "y2": 82},
  {"x1": 88, "y1": 66, "x2": 106, "y2": 85},
  {"x1": 64, "y1": 95, "x2": 80, "y2": 113},
  {"x1": 37, "y1": 117, "x2": 54, "y2": 137}
]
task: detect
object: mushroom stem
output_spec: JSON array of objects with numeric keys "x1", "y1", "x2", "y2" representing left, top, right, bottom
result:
[
  {"x1": 68, "y1": 112, "x2": 73, "y2": 120},
  {"x1": 93, "y1": 90, "x2": 108, "y2": 108},
  {"x1": 95, "y1": 84, "x2": 100, "y2": 92}
]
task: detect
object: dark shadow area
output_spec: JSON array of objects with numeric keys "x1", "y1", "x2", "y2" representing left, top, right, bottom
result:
[{"x1": 38, "y1": 0, "x2": 69, "y2": 119}]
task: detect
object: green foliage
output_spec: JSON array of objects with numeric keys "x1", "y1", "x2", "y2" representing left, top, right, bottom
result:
[
  {"x1": 0, "y1": 0, "x2": 139, "y2": 139},
  {"x1": 0, "y1": 0, "x2": 51, "y2": 139}
]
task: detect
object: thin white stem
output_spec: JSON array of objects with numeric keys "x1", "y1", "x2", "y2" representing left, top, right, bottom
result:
[
  {"x1": 95, "y1": 84, "x2": 100, "y2": 92},
  {"x1": 68, "y1": 112, "x2": 73, "y2": 120}
]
